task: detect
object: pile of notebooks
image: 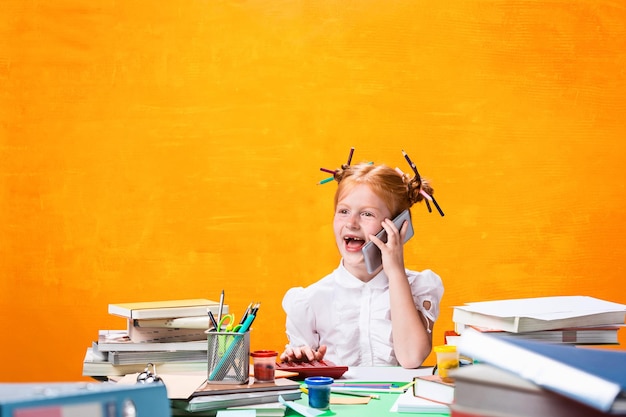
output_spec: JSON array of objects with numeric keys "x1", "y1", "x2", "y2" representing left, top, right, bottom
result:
[
  {"x1": 83, "y1": 298, "x2": 303, "y2": 416},
  {"x1": 83, "y1": 299, "x2": 226, "y2": 378}
]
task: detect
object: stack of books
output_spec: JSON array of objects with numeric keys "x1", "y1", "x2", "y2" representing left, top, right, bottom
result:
[
  {"x1": 83, "y1": 298, "x2": 227, "y2": 379},
  {"x1": 452, "y1": 328, "x2": 626, "y2": 417},
  {"x1": 450, "y1": 295, "x2": 626, "y2": 346},
  {"x1": 170, "y1": 378, "x2": 301, "y2": 415},
  {"x1": 112, "y1": 369, "x2": 299, "y2": 416}
]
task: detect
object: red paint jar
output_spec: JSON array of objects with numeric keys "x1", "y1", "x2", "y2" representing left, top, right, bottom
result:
[{"x1": 251, "y1": 350, "x2": 278, "y2": 382}]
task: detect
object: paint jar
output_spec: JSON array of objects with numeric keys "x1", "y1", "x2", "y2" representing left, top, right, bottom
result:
[
  {"x1": 251, "y1": 350, "x2": 278, "y2": 382},
  {"x1": 433, "y1": 345, "x2": 460, "y2": 383},
  {"x1": 304, "y1": 376, "x2": 334, "y2": 409}
]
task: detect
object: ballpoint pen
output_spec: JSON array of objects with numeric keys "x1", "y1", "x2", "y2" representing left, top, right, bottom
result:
[{"x1": 208, "y1": 310, "x2": 219, "y2": 331}]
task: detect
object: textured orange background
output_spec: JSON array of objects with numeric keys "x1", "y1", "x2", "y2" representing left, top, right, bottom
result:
[{"x1": 2, "y1": 1, "x2": 626, "y2": 382}]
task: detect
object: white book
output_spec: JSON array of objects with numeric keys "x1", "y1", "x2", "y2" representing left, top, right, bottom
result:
[
  {"x1": 452, "y1": 296, "x2": 626, "y2": 333},
  {"x1": 109, "y1": 299, "x2": 227, "y2": 320},
  {"x1": 128, "y1": 321, "x2": 208, "y2": 343},
  {"x1": 107, "y1": 349, "x2": 208, "y2": 365},
  {"x1": 391, "y1": 389, "x2": 450, "y2": 414},
  {"x1": 97, "y1": 330, "x2": 208, "y2": 352},
  {"x1": 82, "y1": 347, "x2": 207, "y2": 377}
]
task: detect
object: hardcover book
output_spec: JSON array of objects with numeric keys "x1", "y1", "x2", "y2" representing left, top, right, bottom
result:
[
  {"x1": 107, "y1": 349, "x2": 208, "y2": 365},
  {"x1": 451, "y1": 363, "x2": 613, "y2": 417},
  {"x1": 172, "y1": 389, "x2": 301, "y2": 413},
  {"x1": 82, "y1": 347, "x2": 207, "y2": 378},
  {"x1": 170, "y1": 379, "x2": 302, "y2": 413},
  {"x1": 96, "y1": 330, "x2": 208, "y2": 352},
  {"x1": 457, "y1": 328, "x2": 626, "y2": 414},
  {"x1": 391, "y1": 388, "x2": 450, "y2": 414},
  {"x1": 128, "y1": 321, "x2": 209, "y2": 343},
  {"x1": 413, "y1": 374, "x2": 455, "y2": 405},
  {"x1": 192, "y1": 378, "x2": 300, "y2": 398},
  {"x1": 109, "y1": 298, "x2": 226, "y2": 320}
]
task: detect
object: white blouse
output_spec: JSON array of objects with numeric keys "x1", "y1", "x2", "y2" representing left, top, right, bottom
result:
[{"x1": 282, "y1": 261, "x2": 444, "y2": 366}]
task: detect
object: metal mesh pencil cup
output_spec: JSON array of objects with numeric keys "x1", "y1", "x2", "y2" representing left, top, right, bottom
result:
[{"x1": 207, "y1": 331, "x2": 250, "y2": 384}]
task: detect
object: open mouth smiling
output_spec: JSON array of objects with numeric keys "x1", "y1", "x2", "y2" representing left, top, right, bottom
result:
[{"x1": 343, "y1": 236, "x2": 366, "y2": 251}]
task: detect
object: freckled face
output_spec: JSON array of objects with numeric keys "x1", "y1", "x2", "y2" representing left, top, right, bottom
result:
[{"x1": 333, "y1": 184, "x2": 392, "y2": 274}]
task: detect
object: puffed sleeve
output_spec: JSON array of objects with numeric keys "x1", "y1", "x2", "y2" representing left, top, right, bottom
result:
[
  {"x1": 282, "y1": 287, "x2": 320, "y2": 349},
  {"x1": 408, "y1": 269, "x2": 444, "y2": 332}
]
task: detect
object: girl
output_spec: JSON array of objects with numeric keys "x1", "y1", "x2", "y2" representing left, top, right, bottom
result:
[{"x1": 280, "y1": 150, "x2": 444, "y2": 368}]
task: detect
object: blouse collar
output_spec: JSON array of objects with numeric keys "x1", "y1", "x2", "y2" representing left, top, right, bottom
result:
[{"x1": 336, "y1": 260, "x2": 389, "y2": 290}]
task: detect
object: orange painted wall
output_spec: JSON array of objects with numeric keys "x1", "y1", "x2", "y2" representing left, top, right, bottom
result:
[{"x1": 2, "y1": 1, "x2": 626, "y2": 382}]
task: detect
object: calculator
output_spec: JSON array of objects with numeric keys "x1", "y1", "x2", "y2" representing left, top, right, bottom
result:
[{"x1": 275, "y1": 360, "x2": 348, "y2": 379}]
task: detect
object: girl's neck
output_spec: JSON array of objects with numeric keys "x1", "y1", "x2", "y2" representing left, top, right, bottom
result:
[{"x1": 343, "y1": 260, "x2": 379, "y2": 283}]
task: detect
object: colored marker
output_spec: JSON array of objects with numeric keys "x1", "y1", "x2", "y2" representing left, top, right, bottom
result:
[{"x1": 208, "y1": 310, "x2": 219, "y2": 330}]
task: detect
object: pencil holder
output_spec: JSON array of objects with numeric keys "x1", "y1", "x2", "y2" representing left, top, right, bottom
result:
[{"x1": 206, "y1": 330, "x2": 250, "y2": 384}]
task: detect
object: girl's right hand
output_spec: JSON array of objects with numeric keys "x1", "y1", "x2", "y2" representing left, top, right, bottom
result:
[{"x1": 280, "y1": 344, "x2": 327, "y2": 362}]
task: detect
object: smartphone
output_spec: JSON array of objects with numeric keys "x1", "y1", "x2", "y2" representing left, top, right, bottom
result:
[{"x1": 362, "y1": 209, "x2": 414, "y2": 274}]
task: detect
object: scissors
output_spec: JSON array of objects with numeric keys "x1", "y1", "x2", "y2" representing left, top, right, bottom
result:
[
  {"x1": 216, "y1": 314, "x2": 238, "y2": 356},
  {"x1": 218, "y1": 314, "x2": 236, "y2": 332},
  {"x1": 218, "y1": 313, "x2": 245, "y2": 333}
]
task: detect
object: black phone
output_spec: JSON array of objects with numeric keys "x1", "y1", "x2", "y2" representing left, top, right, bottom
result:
[{"x1": 362, "y1": 209, "x2": 415, "y2": 274}]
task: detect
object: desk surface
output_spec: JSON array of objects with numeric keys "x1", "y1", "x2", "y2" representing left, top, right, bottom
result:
[
  {"x1": 291, "y1": 366, "x2": 446, "y2": 417},
  {"x1": 339, "y1": 366, "x2": 432, "y2": 382},
  {"x1": 163, "y1": 366, "x2": 441, "y2": 416}
]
